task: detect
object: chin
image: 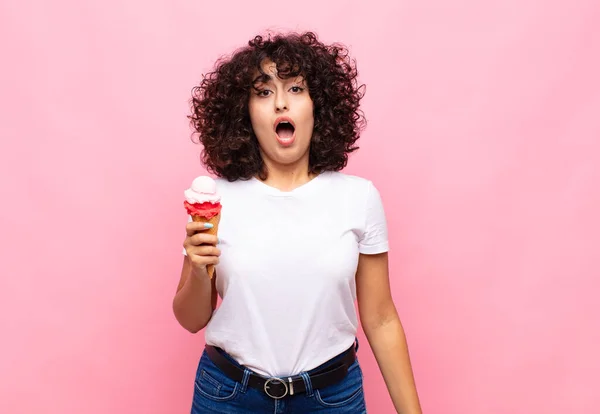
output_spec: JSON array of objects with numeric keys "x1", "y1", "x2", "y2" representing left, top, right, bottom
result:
[
  {"x1": 274, "y1": 155, "x2": 303, "y2": 165},
  {"x1": 271, "y1": 148, "x2": 308, "y2": 165}
]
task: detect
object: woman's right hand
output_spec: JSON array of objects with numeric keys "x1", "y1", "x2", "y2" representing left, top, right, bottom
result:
[{"x1": 183, "y1": 222, "x2": 220, "y2": 279}]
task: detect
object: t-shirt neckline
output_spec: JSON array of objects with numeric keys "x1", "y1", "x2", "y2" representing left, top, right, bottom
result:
[{"x1": 251, "y1": 171, "x2": 329, "y2": 197}]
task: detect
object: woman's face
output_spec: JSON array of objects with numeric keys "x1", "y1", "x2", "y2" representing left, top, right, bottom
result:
[{"x1": 248, "y1": 60, "x2": 314, "y2": 169}]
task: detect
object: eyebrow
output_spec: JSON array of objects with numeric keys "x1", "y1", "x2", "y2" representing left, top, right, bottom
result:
[
  {"x1": 252, "y1": 74, "x2": 272, "y2": 85},
  {"x1": 252, "y1": 74, "x2": 306, "y2": 87}
]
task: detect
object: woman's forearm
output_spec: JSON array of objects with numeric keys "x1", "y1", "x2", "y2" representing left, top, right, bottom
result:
[
  {"x1": 365, "y1": 317, "x2": 422, "y2": 414},
  {"x1": 172, "y1": 267, "x2": 214, "y2": 333}
]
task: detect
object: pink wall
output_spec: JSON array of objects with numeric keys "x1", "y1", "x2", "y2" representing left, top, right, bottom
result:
[{"x1": 1, "y1": 0, "x2": 599, "y2": 413}]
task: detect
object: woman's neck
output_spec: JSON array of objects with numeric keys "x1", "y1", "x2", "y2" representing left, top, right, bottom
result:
[{"x1": 258, "y1": 156, "x2": 315, "y2": 192}]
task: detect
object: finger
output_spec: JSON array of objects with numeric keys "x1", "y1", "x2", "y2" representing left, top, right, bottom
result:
[
  {"x1": 183, "y1": 236, "x2": 216, "y2": 251},
  {"x1": 189, "y1": 233, "x2": 219, "y2": 246},
  {"x1": 189, "y1": 254, "x2": 220, "y2": 267},
  {"x1": 187, "y1": 245, "x2": 221, "y2": 257},
  {"x1": 186, "y1": 221, "x2": 215, "y2": 236}
]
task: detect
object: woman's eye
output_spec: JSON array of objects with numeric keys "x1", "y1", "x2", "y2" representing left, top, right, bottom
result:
[
  {"x1": 256, "y1": 90, "x2": 271, "y2": 97},
  {"x1": 290, "y1": 86, "x2": 304, "y2": 93}
]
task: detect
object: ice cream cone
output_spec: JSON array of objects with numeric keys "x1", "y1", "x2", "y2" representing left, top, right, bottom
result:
[{"x1": 184, "y1": 175, "x2": 222, "y2": 279}]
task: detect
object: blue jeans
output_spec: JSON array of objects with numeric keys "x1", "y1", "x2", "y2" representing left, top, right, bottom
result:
[{"x1": 190, "y1": 343, "x2": 367, "y2": 413}]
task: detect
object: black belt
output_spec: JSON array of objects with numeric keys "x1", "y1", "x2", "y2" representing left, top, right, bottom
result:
[{"x1": 205, "y1": 344, "x2": 356, "y2": 399}]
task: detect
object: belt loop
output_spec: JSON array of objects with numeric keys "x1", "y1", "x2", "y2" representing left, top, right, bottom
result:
[
  {"x1": 300, "y1": 372, "x2": 314, "y2": 397},
  {"x1": 240, "y1": 368, "x2": 251, "y2": 393}
]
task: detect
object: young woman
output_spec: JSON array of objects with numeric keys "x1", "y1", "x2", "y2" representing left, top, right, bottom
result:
[{"x1": 173, "y1": 31, "x2": 422, "y2": 414}]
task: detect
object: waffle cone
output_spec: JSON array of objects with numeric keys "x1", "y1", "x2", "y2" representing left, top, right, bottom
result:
[{"x1": 191, "y1": 213, "x2": 221, "y2": 278}]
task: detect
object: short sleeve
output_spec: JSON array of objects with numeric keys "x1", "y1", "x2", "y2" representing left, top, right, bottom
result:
[
  {"x1": 182, "y1": 215, "x2": 192, "y2": 256},
  {"x1": 358, "y1": 181, "x2": 389, "y2": 254}
]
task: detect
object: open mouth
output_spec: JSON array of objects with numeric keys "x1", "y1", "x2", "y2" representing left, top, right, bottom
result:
[{"x1": 274, "y1": 117, "x2": 296, "y2": 145}]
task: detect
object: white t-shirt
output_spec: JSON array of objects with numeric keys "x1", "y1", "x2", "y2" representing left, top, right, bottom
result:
[{"x1": 183, "y1": 171, "x2": 389, "y2": 377}]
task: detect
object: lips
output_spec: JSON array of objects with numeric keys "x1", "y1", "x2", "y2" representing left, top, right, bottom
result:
[{"x1": 274, "y1": 116, "x2": 296, "y2": 146}]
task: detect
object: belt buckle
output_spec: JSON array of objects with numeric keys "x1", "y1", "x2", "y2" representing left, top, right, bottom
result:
[{"x1": 264, "y1": 377, "x2": 288, "y2": 399}]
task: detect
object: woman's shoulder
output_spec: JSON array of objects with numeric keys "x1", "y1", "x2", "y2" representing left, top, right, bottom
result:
[
  {"x1": 323, "y1": 172, "x2": 385, "y2": 207},
  {"x1": 214, "y1": 176, "x2": 256, "y2": 198},
  {"x1": 325, "y1": 171, "x2": 374, "y2": 190}
]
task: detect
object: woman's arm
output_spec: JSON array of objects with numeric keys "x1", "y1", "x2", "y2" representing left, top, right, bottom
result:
[
  {"x1": 172, "y1": 257, "x2": 218, "y2": 333},
  {"x1": 172, "y1": 221, "x2": 220, "y2": 333},
  {"x1": 356, "y1": 252, "x2": 422, "y2": 414}
]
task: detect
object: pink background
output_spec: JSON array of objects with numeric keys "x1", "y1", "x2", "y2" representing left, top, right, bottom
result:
[{"x1": 1, "y1": 0, "x2": 599, "y2": 413}]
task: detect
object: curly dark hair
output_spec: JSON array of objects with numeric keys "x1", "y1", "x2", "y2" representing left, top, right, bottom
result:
[{"x1": 188, "y1": 31, "x2": 366, "y2": 181}]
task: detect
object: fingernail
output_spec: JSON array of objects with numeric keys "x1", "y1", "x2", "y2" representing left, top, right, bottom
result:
[{"x1": 204, "y1": 223, "x2": 213, "y2": 229}]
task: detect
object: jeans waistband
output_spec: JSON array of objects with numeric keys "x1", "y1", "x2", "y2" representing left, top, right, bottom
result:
[{"x1": 212, "y1": 337, "x2": 359, "y2": 378}]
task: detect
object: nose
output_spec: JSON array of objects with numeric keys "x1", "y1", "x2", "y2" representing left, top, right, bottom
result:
[{"x1": 274, "y1": 93, "x2": 288, "y2": 112}]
